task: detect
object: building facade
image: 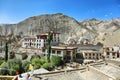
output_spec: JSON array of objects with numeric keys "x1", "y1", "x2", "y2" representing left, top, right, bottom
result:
[
  {"x1": 103, "y1": 46, "x2": 120, "y2": 59},
  {"x1": 22, "y1": 31, "x2": 60, "y2": 49},
  {"x1": 43, "y1": 46, "x2": 77, "y2": 62},
  {"x1": 82, "y1": 51, "x2": 102, "y2": 60},
  {"x1": 76, "y1": 44, "x2": 103, "y2": 60}
]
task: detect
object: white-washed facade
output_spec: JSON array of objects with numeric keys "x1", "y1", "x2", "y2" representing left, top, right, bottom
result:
[
  {"x1": 103, "y1": 46, "x2": 120, "y2": 59},
  {"x1": 22, "y1": 32, "x2": 60, "y2": 49}
]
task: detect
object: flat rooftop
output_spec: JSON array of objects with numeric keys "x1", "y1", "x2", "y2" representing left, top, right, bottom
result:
[
  {"x1": 51, "y1": 46, "x2": 77, "y2": 50},
  {"x1": 33, "y1": 68, "x2": 85, "y2": 80},
  {"x1": 92, "y1": 62, "x2": 120, "y2": 79}
]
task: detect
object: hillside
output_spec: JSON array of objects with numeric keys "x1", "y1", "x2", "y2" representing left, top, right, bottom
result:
[
  {"x1": 79, "y1": 18, "x2": 120, "y2": 46},
  {"x1": 0, "y1": 13, "x2": 120, "y2": 46}
]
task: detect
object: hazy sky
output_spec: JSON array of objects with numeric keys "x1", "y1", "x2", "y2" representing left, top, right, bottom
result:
[{"x1": 0, "y1": 0, "x2": 120, "y2": 24}]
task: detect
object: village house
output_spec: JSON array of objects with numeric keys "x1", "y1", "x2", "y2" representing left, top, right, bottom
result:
[
  {"x1": 76, "y1": 44, "x2": 103, "y2": 60},
  {"x1": 103, "y1": 46, "x2": 120, "y2": 59},
  {"x1": 82, "y1": 51, "x2": 102, "y2": 60},
  {"x1": 43, "y1": 46, "x2": 77, "y2": 62}
]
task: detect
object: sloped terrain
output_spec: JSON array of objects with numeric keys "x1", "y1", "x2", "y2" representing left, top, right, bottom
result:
[{"x1": 0, "y1": 13, "x2": 120, "y2": 46}]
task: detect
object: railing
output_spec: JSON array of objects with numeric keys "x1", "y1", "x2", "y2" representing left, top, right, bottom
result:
[{"x1": 0, "y1": 76, "x2": 17, "y2": 80}]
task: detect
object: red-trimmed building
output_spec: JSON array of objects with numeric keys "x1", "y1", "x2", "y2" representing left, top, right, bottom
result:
[{"x1": 22, "y1": 31, "x2": 60, "y2": 49}]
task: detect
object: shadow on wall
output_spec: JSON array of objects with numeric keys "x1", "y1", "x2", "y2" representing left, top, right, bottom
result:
[{"x1": 76, "y1": 58, "x2": 84, "y2": 64}]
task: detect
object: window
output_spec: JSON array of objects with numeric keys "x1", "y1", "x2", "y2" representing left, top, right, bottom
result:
[
  {"x1": 89, "y1": 56, "x2": 91, "y2": 59},
  {"x1": 67, "y1": 51, "x2": 71, "y2": 55},
  {"x1": 42, "y1": 49, "x2": 45, "y2": 52},
  {"x1": 89, "y1": 53, "x2": 91, "y2": 56},
  {"x1": 43, "y1": 54, "x2": 46, "y2": 56},
  {"x1": 57, "y1": 51, "x2": 61, "y2": 54},
  {"x1": 107, "y1": 52, "x2": 109, "y2": 55},
  {"x1": 39, "y1": 40, "x2": 41, "y2": 42},
  {"x1": 52, "y1": 50, "x2": 55, "y2": 54},
  {"x1": 112, "y1": 53, "x2": 115, "y2": 56}
]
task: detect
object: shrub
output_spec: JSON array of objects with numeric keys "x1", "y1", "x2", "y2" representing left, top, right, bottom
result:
[
  {"x1": 0, "y1": 62, "x2": 7, "y2": 68},
  {"x1": 30, "y1": 53, "x2": 40, "y2": 61},
  {"x1": 13, "y1": 65, "x2": 19, "y2": 71},
  {"x1": 0, "y1": 59, "x2": 24, "y2": 75},
  {"x1": 0, "y1": 68, "x2": 9, "y2": 75},
  {"x1": 0, "y1": 59, "x2": 4, "y2": 65},
  {"x1": 40, "y1": 59, "x2": 48, "y2": 65},
  {"x1": 32, "y1": 58, "x2": 41, "y2": 69},
  {"x1": 42, "y1": 62, "x2": 51, "y2": 70},
  {"x1": 9, "y1": 69, "x2": 16, "y2": 76},
  {"x1": 0, "y1": 62, "x2": 9, "y2": 75},
  {"x1": 7, "y1": 58, "x2": 23, "y2": 74},
  {"x1": 22, "y1": 61, "x2": 31, "y2": 72},
  {"x1": 51, "y1": 56, "x2": 63, "y2": 67}
]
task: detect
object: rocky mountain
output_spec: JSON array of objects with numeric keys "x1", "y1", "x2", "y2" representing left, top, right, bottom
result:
[
  {"x1": 79, "y1": 18, "x2": 120, "y2": 46},
  {"x1": 0, "y1": 13, "x2": 120, "y2": 46}
]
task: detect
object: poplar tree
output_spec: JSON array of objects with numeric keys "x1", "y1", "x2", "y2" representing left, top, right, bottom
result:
[
  {"x1": 5, "y1": 42, "x2": 8, "y2": 62},
  {"x1": 47, "y1": 32, "x2": 52, "y2": 62}
]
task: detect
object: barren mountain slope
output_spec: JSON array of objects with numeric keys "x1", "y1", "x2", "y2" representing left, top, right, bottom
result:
[{"x1": 0, "y1": 13, "x2": 120, "y2": 46}]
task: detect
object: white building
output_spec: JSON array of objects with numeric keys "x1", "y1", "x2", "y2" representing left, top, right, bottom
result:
[
  {"x1": 82, "y1": 51, "x2": 102, "y2": 60},
  {"x1": 22, "y1": 31, "x2": 60, "y2": 49},
  {"x1": 76, "y1": 44, "x2": 103, "y2": 60},
  {"x1": 103, "y1": 46, "x2": 120, "y2": 59}
]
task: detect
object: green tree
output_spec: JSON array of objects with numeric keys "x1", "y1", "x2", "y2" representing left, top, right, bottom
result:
[
  {"x1": 5, "y1": 42, "x2": 8, "y2": 62},
  {"x1": 7, "y1": 58, "x2": 23, "y2": 74},
  {"x1": 51, "y1": 56, "x2": 63, "y2": 66},
  {"x1": 47, "y1": 32, "x2": 52, "y2": 62}
]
